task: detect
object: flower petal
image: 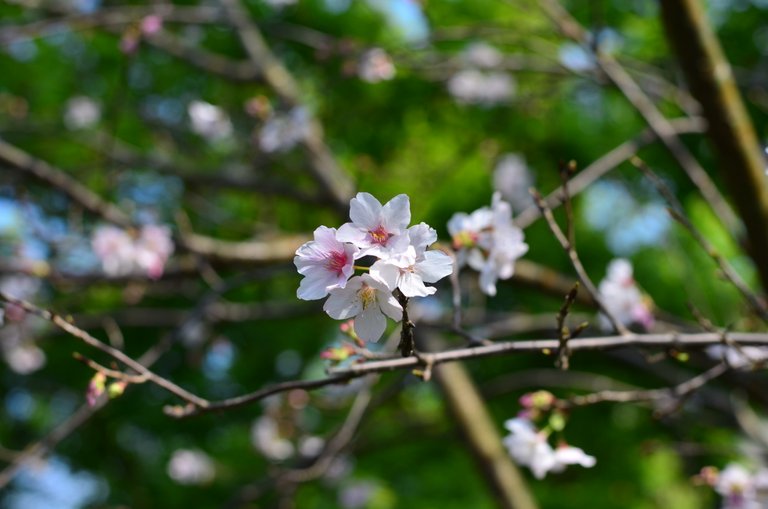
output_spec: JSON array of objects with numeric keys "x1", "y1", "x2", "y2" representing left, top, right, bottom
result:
[
  {"x1": 355, "y1": 306, "x2": 387, "y2": 342},
  {"x1": 381, "y1": 194, "x2": 411, "y2": 232},
  {"x1": 349, "y1": 192, "x2": 382, "y2": 229},
  {"x1": 324, "y1": 286, "x2": 362, "y2": 319},
  {"x1": 417, "y1": 250, "x2": 454, "y2": 283},
  {"x1": 398, "y1": 271, "x2": 434, "y2": 298}
]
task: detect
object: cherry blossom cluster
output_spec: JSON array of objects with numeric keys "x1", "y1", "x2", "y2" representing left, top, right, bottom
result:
[
  {"x1": 294, "y1": 192, "x2": 453, "y2": 342},
  {"x1": 448, "y1": 192, "x2": 528, "y2": 296},
  {"x1": 503, "y1": 391, "x2": 595, "y2": 479},
  {"x1": 597, "y1": 258, "x2": 654, "y2": 331},
  {"x1": 357, "y1": 48, "x2": 396, "y2": 83},
  {"x1": 91, "y1": 224, "x2": 174, "y2": 279},
  {"x1": 697, "y1": 464, "x2": 768, "y2": 509}
]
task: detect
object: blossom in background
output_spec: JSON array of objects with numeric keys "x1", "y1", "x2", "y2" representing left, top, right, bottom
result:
[
  {"x1": 503, "y1": 417, "x2": 556, "y2": 479},
  {"x1": 120, "y1": 15, "x2": 163, "y2": 54},
  {"x1": 324, "y1": 274, "x2": 402, "y2": 342},
  {"x1": 597, "y1": 258, "x2": 654, "y2": 331},
  {"x1": 167, "y1": 449, "x2": 215, "y2": 485},
  {"x1": 370, "y1": 223, "x2": 453, "y2": 298},
  {"x1": 134, "y1": 224, "x2": 174, "y2": 279},
  {"x1": 358, "y1": 48, "x2": 396, "y2": 83},
  {"x1": 188, "y1": 100, "x2": 233, "y2": 141},
  {"x1": 0, "y1": 275, "x2": 46, "y2": 374},
  {"x1": 447, "y1": 69, "x2": 516, "y2": 106},
  {"x1": 706, "y1": 344, "x2": 768, "y2": 370},
  {"x1": 251, "y1": 416, "x2": 295, "y2": 461},
  {"x1": 448, "y1": 193, "x2": 528, "y2": 296},
  {"x1": 258, "y1": 107, "x2": 310, "y2": 153},
  {"x1": 91, "y1": 224, "x2": 174, "y2": 279},
  {"x1": 64, "y1": 96, "x2": 100, "y2": 130},
  {"x1": 493, "y1": 153, "x2": 535, "y2": 213},
  {"x1": 461, "y1": 42, "x2": 504, "y2": 69},
  {"x1": 710, "y1": 464, "x2": 761, "y2": 509},
  {"x1": 503, "y1": 417, "x2": 595, "y2": 479},
  {"x1": 295, "y1": 226, "x2": 359, "y2": 300},
  {"x1": 336, "y1": 193, "x2": 411, "y2": 259}
]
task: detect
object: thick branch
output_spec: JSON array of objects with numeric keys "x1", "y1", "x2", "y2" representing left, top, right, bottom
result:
[{"x1": 659, "y1": 0, "x2": 768, "y2": 294}]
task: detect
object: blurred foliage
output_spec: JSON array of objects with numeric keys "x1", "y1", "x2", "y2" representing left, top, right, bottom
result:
[{"x1": 2, "y1": 0, "x2": 768, "y2": 508}]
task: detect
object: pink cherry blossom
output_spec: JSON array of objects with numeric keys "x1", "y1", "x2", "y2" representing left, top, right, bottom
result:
[
  {"x1": 135, "y1": 225, "x2": 174, "y2": 279},
  {"x1": 336, "y1": 193, "x2": 411, "y2": 259},
  {"x1": 358, "y1": 48, "x2": 396, "y2": 83},
  {"x1": 92, "y1": 225, "x2": 137, "y2": 277},
  {"x1": 294, "y1": 226, "x2": 358, "y2": 300},
  {"x1": 323, "y1": 274, "x2": 402, "y2": 342}
]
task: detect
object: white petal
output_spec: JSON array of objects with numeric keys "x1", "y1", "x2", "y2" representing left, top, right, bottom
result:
[
  {"x1": 349, "y1": 192, "x2": 382, "y2": 229},
  {"x1": 336, "y1": 223, "x2": 369, "y2": 248},
  {"x1": 408, "y1": 223, "x2": 437, "y2": 253},
  {"x1": 313, "y1": 226, "x2": 340, "y2": 250},
  {"x1": 355, "y1": 306, "x2": 387, "y2": 342},
  {"x1": 323, "y1": 286, "x2": 362, "y2": 319},
  {"x1": 554, "y1": 447, "x2": 596, "y2": 468},
  {"x1": 377, "y1": 292, "x2": 403, "y2": 321},
  {"x1": 479, "y1": 264, "x2": 498, "y2": 296},
  {"x1": 297, "y1": 272, "x2": 336, "y2": 300},
  {"x1": 398, "y1": 271, "x2": 433, "y2": 298},
  {"x1": 370, "y1": 261, "x2": 400, "y2": 291},
  {"x1": 381, "y1": 194, "x2": 411, "y2": 232},
  {"x1": 447, "y1": 213, "x2": 468, "y2": 237},
  {"x1": 529, "y1": 441, "x2": 556, "y2": 479},
  {"x1": 416, "y1": 250, "x2": 454, "y2": 283},
  {"x1": 467, "y1": 249, "x2": 486, "y2": 271}
]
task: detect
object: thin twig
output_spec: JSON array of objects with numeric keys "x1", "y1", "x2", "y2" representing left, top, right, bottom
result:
[
  {"x1": 633, "y1": 157, "x2": 768, "y2": 323},
  {"x1": 531, "y1": 188, "x2": 630, "y2": 335}
]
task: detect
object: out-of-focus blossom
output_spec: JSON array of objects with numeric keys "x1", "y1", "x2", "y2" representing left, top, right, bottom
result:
[
  {"x1": 140, "y1": 15, "x2": 163, "y2": 35},
  {"x1": 295, "y1": 226, "x2": 359, "y2": 300},
  {"x1": 503, "y1": 417, "x2": 596, "y2": 479},
  {"x1": 188, "y1": 100, "x2": 233, "y2": 141},
  {"x1": 86, "y1": 372, "x2": 106, "y2": 407},
  {"x1": 336, "y1": 192, "x2": 411, "y2": 259},
  {"x1": 0, "y1": 275, "x2": 46, "y2": 374},
  {"x1": 493, "y1": 153, "x2": 535, "y2": 213},
  {"x1": 258, "y1": 107, "x2": 310, "y2": 153},
  {"x1": 251, "y1": 416, "x2": 295, "y2": 461},
  {"x1": 339, "y1": 480, "x2": 380, "y2": 509},
  {"x1": 461, "y1": 42, "x2": 504, "y2": 69},
  {"x1": 134, "y1": 224, "x2": 174, "y2": 279},
  {"x1": 263, "y1": 0, "x2": 297, "y2": 7},
  {"x1": 91, "y1": 224, "x2": 174, "y2": 279},
  {"x1": 716, "y1": 464, "x2": 759, "y2": 509},
  {"x1": 448, "y1": 193, "x2": 528, "y2": 296},
  {"x1": 706, "y1": 345, "x2": 768, "y2": 370},
  {"x1": 503, "y1": 417, "x2": 556, "y2": 479},
  {"x1": 447, "y1": 69, "x2": 515, "y2": 106},
  {"x1": 324, "y1": 274, "x2": 402, "y2": 343},
  {"x1": 597, "y1": 258, "x2": 654, "y2": 331},
  {"x1": 358, "y1": 48, "x2": 396, "y2": 83},
  {"x1": 167, "y1": 449, "x2": 215, "y2": 485},
  {"x1": 64, "y1": 96, "x2": 100, "y2": 130}
]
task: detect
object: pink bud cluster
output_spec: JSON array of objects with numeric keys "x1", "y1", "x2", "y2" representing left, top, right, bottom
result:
[
  {"x1": 91, "y1": 224, "x2": 174, "y2": 279},
  {"x1": 294, "y1": 192, "x2": 453, "y2": 343}
]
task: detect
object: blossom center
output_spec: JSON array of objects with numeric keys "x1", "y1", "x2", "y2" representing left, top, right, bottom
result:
[
  {"x1": 326, "y1": 250, "x2": 348, "y2": 275},
  {"x1": 369, "y1": 225, "x2": 391, "y2": 245},
  {"x1": 359, "y1": 285, "x2": 377, "y2": 309},
  {"x1": 452, "y1": 230, "x2": 478, "y2": 249}
]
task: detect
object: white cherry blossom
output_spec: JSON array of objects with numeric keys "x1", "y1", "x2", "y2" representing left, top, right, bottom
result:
[
  {"x1": 551, "y1": 445, "x2": 597, "y2": 472},
  {"x1": 716, "y1": 464, "x2": 759, "y2": 509},
  {"x1": 370, "y1": 223, "x2": 453, "y2": 298},
  {"x1": 336, "y1": 193, "x2": 411, "y2": 259},
  {"x1": 92, "y1": 224, "x2": 174, "y2": 279},
  {"x1": 597, "y1": 258, "x2": 654, "y2": 331},
  {"x1": 502, "y1": 417, "x2": 556, "y2": 479},
  {"x1": 294, "y1": 226, "x2": 359, "y2": 300},
  {"x1": 188, "y1": 100, "x2": 233, "y2": 141},
  {"x1": 448, "y1": 193, "x2": 528, "y2": 296},
  {"x1": 358, "y1": 48, "x2": 396, "y2": 83},
  {"x1": 323, "y1": 274, "x2": 402, "y2": 342}
]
